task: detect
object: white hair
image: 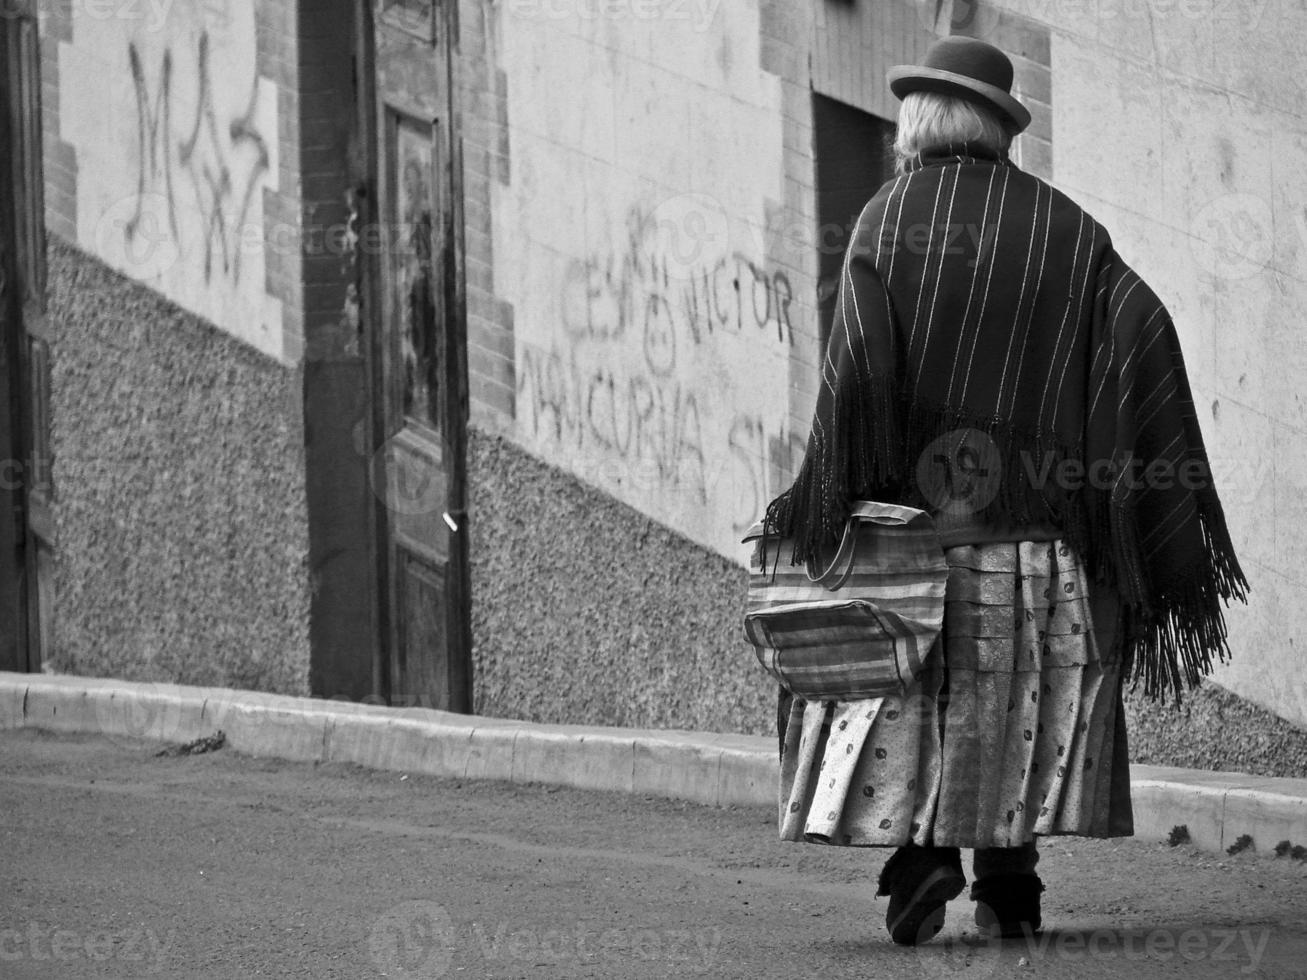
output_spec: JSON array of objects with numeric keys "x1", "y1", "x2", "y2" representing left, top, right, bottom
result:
[{"x1": 893, "y1": 91, "x2": 1013, "y2": 174}]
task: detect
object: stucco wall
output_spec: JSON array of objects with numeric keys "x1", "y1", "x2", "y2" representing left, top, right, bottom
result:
[
  {"x1": 992, "y1": 0, "x2": 1307, "y2": 728},
  {"x1": 43, "y1": 0, "x2": 299, "y2": 364},
  {"x1": 493, "y1": 1, "x2": 813, "y2": 562},
  {"x1": 47, "y1": 238, "x2": 311, "y2": 693},
  {"x1": 467, "y1": 426, "x2": 772, "y2": 733}
]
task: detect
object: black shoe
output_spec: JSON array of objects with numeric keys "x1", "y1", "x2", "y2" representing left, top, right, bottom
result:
[
  {"x1": 971, "y1": 873, "x2": 1045, "y2": 938},
  {"x1": 877, "y1": 847, "x2": 966, "y2": 946}
]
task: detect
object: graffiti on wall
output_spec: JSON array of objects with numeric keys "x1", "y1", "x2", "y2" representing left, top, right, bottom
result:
[
  {"x1": 559, "y1": 207, "x2": 795, "y2": 361},
  {"x1": 126, "y1": 30, "x2": 269, "y2": 284},
  {"x1": 518, "y1": 205, "x2": 805, "y2": 535}
]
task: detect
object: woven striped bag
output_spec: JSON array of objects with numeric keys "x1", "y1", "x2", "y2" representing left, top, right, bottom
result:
[{"x1": 741, "y1": 501, "x2": 949, "y2": 700}]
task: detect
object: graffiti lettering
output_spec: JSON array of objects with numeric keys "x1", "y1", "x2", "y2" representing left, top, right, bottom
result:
[
  {"x1": 561, "y1": 208, "x2": 795, "y2": 375},
  {"x1": 126, "y1": 29, "x2": 269, "y2": 284},
  {"x1": 727, "y1": 414, "x2": 807, "y2": 534},
  {"x1": 518, "y1": 345, "x2": 709, "y2": 503},
  {"x1": 529, "y1": 203, "x2": 803, "y2": 548}
]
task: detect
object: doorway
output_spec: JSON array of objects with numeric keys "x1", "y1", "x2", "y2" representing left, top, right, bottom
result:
[
  {"x1": 356, "y1": 0, "x2": 472, "y2": 711},
  {"x1": 813, "y1": 93, "x2": 896, "y2": 348}
]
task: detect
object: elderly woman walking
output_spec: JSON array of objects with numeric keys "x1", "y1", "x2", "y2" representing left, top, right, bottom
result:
[{"x1": 767, "y1": 37, "x2": 1247, "y2": 946}]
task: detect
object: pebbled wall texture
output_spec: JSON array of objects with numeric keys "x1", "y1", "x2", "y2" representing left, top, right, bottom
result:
[
  {"x1": 467, "y1": 425, "x2": 1307, "y2": 774},
  {"x1": 466, "y1": 427, "x2": 773, "y2": 734},
  {"x1": 1125, "y1": 684, "x2": 1307, "y2": 780},
  {"x1": 46, "y1": 239, "x2": 311, "y2": 694}
]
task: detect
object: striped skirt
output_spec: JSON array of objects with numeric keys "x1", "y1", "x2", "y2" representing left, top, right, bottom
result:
[{"x1": 778, "y1": 539, "x2": 1134, "y2": 849}]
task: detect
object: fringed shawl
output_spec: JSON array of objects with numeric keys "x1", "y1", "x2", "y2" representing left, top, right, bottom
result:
[{"x1": 766, "y1": 145, "x2": 1248, "y2": 702}]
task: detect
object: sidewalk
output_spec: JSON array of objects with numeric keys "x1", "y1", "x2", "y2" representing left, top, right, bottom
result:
[{"x1": 4, "y1": 671, "x2": 1306, "y2": 857}]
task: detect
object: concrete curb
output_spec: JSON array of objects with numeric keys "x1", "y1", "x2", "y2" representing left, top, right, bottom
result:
[{"x1": 4, "y1": 672, "x2": 1306, "y2": 856}]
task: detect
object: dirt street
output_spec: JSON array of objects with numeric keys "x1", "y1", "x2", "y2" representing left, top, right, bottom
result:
[{"x1": 3, "y1": 729, "x2": 1307, "y2": 979}]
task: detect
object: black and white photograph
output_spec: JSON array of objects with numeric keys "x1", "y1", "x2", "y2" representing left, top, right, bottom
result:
[{"x1": 2, "y1": 0, "x2": 1306, "y2": 976}]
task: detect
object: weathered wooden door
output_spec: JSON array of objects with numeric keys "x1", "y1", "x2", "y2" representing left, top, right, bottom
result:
[
  {"x1": 357, "y1": 1, "x2": 471, "y2": 711},
  {"x1": 0, "y1": 1, "x2": 52, "y2": 674}
]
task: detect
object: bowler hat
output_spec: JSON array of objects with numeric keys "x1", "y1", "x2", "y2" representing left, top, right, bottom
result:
[{"x1": 887, "y1": 36, "x2": 1031, "y2": 133}]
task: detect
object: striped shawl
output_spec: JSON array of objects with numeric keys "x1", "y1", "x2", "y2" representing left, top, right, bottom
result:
[{"x1": 767, "y1": 144, "x2": 1248, "y2": 701}]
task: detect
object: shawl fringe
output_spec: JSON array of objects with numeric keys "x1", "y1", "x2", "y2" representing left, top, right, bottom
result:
[
  {"x1": 763, "y1": 382, "x2": 1249, "y2": 704},
  {"x1": 763, "y1": 375, "x2": 900, "y2": 571},
  {"x1": 1114, "y1": 490, "x2": 1249, "y2": 703}
]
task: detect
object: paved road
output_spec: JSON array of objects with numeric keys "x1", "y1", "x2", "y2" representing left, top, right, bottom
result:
[{"x1": 4, "y1": 729, "x2": 1307, "y2": 979}]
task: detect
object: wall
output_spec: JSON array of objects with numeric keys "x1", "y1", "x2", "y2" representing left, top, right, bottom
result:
[
  {"x1": 989, "y1": 0, "x2": 1307, "y2": 728},
  {"x1": 34, "y1": 0, "x2": 1298, "y2": 742},
  {"x1": 457, "y1": 0, "x2": 1307, "y2": 745},
  {"x1": 44, "y1": 0, "x2": 299, "y2": 363},
  {"x1": 470, "y1": 0, "x2": 814, "y2": 561},
  {"x1": 38, "y1": 0, "x2": 316, "y2": 695},
  {"x1": 46, "y1": 238, "x2": 312, "y2": 692},
  {"x1": 453, "y1": 0, "x2": 817, "y2": 727},
  {"x1": 467, "y1": 428, "x2": 771, "y2": 732}
]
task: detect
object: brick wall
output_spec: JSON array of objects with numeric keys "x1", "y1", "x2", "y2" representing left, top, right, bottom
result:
[
  {"x1": 458, "y1": 0, "x2": 515, "y2": 430},
  {"x1": 39, "y1": 0, "x2": 76, "y2": 245},
  {"x1": 297, "y1": 1, "x2": 355, "y2": 363},
  {"x1": 809, "y1": 0, "x2": 1052, "y2": 179},
  {"x1": 258, "y1": 0, "x2": 303, "y2": 362}
]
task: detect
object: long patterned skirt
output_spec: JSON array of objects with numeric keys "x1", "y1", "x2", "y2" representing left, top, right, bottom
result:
[{"x1": 778, "y1": 539, "x2": 1134, "y2": 849}]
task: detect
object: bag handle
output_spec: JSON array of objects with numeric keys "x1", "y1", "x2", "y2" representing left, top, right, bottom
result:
[
  {"x1": 805, "y1": 517, "x2": 860, "y2": 590},
  {"x1": 802, "y1": 501, "x2": 930, "y2": 590}
]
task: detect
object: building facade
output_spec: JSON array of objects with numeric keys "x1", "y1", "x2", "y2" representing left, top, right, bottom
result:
[{"x1": 2, "y1": 0, "x2": 1304, "y2": 764}]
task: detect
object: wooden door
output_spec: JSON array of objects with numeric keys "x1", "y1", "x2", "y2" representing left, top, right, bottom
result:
[
  {"x1": 357, "y1": 1, "x2": 471, "y2": 711},
  {"x1": 0, "y1": 1, "x2": 52, "y2": 674}
]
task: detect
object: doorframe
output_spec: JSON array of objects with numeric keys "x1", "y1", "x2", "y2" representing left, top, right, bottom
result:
[
  {"x1": 440, "y1": 0, "x2": 472, "y2": 715},
  {"x1": 354, "y1": 0, "x2": 388, "y2": 701},
  {"x1": 0, "y1": 0, "x2": 48, "y2": 675},
  {"x1": 355, "y1": 0, "x2": 472, "y2": 712},
  {"x1": 0, "y1": 60, "x2": 31, "y2": 671}
]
